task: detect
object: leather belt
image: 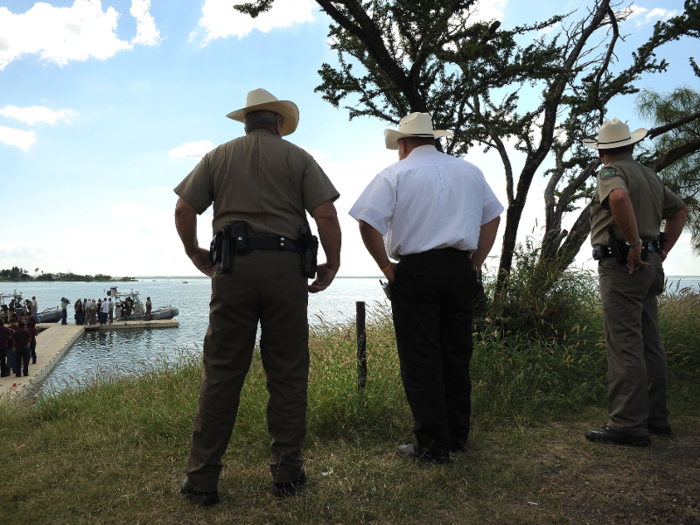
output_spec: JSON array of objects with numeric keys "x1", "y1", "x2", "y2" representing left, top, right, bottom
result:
[
  {"x1": 400, "y1": 247, "x2": 471, "y2": 261},
  {"x1": 242, "y1": 237, "x2": 299, "y2": 252}
]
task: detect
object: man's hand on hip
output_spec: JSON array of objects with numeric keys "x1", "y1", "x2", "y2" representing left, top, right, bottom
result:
[
  {"x1": 626, "y1": 244, "x2": 650, "y2": 274},
  {"x1": 190, "y1": 248, "x2": 215, "y2": 277},
  {"x1": 309, "y1": 263, "x2": 337, "y2": 293}
]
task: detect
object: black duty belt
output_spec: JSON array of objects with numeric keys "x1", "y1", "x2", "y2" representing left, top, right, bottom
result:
[
  {"x1": 400, "y1": 247, "x2": 471, "y2": 261},
  {"x1": 592, "y1": 237, "x2": 661, "y2": 261},
  {"x1": 242, "y1": 237, "x2": 299, "y2": 252}
]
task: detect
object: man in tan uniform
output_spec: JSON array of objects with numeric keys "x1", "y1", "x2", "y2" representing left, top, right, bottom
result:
[
  {"x1": 585, "y1": 118, "x2": 688, "y2": 447},
  {"x1": 174, "y1": 88, "x2": 341, "y2": 504}
]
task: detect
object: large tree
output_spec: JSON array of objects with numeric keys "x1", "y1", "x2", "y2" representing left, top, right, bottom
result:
[
  {"x1": 636, "y1": 85, "x2": 700, "y2": 253},
  {"x1": 238, "y1": 0, "x2": 700, "y2": 287}
]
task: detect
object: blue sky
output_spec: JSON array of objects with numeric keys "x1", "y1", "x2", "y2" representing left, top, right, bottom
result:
[{"x1": 0, "y1": 0, "x2": 697, "y2": 277}]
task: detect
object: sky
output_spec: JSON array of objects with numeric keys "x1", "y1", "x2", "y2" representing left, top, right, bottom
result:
[{"x1": 0, "y1": 0, "x2": 698, "y2": 278}]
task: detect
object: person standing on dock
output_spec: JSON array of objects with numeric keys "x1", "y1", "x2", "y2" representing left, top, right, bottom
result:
[
  {"x1": 108, "y1": 298, "x2": 114, "y2": 324},
  {"x1": 31, "y1": 297, "x2": 39, "y2": 323},
  {"x1": 350, "y1": 112, "x2": 503, "y2": 464},
  {"x1": 26, "y1": 320, "x2": 38, "y2": 365},
  {"x1": 0, "y1": 319, "x2": 11, "y2": 377},
  {"x1": 583, "y1": 119, "x2": 688, "y2": 447},
  {"x1": 60, "y1": 298, "x2": 69, "y2": 325},
  {"x1": 101, "y1": 298, "x2": 109, "y2": 325},
  {"x1": 174, "y1": 88, "x2": 341, "y2": 504},
  {"x1": 12, "y1": 321, "x2": 31, "y2": 377},
  {"x1": 145, "y1": 297, "x2": 152, "y2": 321}
]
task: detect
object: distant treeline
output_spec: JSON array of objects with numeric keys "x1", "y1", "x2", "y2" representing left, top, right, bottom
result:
[{"x1": 0, "y1": 267, "x2": 136, "y2": 282}]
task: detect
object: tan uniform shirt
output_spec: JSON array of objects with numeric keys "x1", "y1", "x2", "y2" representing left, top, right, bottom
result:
[
  {"x1": 590, "y1": 153, "x2": 685, "y2": 246},
  {"x1": 174, "y1": 129, "x2": 339, "y2": 240}
]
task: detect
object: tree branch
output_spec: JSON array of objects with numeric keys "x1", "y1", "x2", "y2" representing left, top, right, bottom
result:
[{"x1": 647, "y1": 137, "x2": 700, "y2": 173}]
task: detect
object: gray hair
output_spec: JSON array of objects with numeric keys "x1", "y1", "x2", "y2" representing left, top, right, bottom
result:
[{"x1": 244, "y1": 110, "x2": 284, "y2": 131}]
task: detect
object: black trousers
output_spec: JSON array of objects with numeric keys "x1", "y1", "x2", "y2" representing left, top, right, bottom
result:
[
  {"x1": 15, "y1": 345, "x2": 30, "y2": 376},
  {"x1": 390, "y1": 251, "x2": 477, "y2": 454},
  {"x1": 0, "y1": 348, "x2": 7, "y2": 376}
]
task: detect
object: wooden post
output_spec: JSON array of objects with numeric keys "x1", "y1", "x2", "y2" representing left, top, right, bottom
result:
[{"x1": 356, "y1": 301, "x2": 367, "y2": 393}]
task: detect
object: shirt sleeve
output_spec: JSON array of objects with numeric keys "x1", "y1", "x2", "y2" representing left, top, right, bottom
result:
[
  {"x1": 301, "y1": 154, "x2": 340, "y2": 213},
  {"x1": 597, "y1": 165, "x2": 629, "y2": 210},
  {"x1": 479, "y1": 170, "x2": 505, "y2": 225},
  {"x1": 348, "y1": 170, "x2": 397, "y2": 236},
  {"x1": 661, "y1": 186, "x2": 687, "y2": 219},
  {"x1": 173, "y1": 154, "x2": 215, "y2": 214}
]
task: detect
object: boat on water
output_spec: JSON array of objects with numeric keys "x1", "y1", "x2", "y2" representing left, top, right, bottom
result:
[
  {"x1": 106, "y1": 286, "x2": 179, "y2": 321},
  {"x1": 0, "y1": 290, "x2": 62, "y2": 323}
]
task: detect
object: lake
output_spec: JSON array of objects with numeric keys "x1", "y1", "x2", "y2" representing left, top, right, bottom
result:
[
  {"x1": 0, "y1": 278, "x2": 389, "y2": 393},
  {"x1": 1, "y1": 275, "x2": 697, "y2": 394}
]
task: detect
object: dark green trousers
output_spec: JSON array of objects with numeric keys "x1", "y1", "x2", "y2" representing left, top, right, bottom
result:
[
  {"x1": 598, "y1": 252, "x2": 668, "y2": 436},
  {"x1": 186, "y1": 250, "x2": 309, "y2": 491}
]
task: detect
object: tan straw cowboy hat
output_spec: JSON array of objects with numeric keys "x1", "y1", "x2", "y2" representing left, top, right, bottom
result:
[
  {"x1": 226, "y1": 88, "x2": 299, "y2": 136},
  {"x1": 384, "y1": 112, "x2": 454, "y2": 150},
  {"x1": 582, "y1": 118, "x2": 647, "y2": 150}
]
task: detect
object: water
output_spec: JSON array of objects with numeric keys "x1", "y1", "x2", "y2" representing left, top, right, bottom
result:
[
  {"x1": 0, "y1": 278, "x2": 388, "y2": 393},
  {"x1": 2, "y1": 276, "x2": 697, "y2": 394}
]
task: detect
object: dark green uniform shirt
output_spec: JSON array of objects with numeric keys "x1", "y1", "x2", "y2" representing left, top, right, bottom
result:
[
  {"x1": 589, "y1": 153, "x2": 685, "y2": 246},
  {"x1": 174, "y1": 129, "x2": 339, "y2": 240}
]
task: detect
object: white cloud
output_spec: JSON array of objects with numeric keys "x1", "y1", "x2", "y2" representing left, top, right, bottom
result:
[
  {"x1": 621, "y1": 6, "x2": 678, "y2": 27},
  {"x1": 620, "y1": 5, "x2": 648, "y2": 20},
  {"x1": 0, "y1": 0, "x2": 160, "y2": 70},
  {"x1": 467, "y1": 0, "x2": 506, "y2": 24},
  {"x1": 130, "y1": 0, "x2": 161, "y2": 46},
  {"x1": 645, "y1": 8, "x2": 678, "y2": 23},
  {"x1": 0, "y1": 105, "x2": 74, "y2": 125},
  {"x1": 189, "y1": 0, "x2": 316, "y2": 45},
  {"x1": 169, "y1": 140, "x2": 215, "y2": 160},
  {"x1": 0, "y1": 125, "x2": 37, "y2": 150}
]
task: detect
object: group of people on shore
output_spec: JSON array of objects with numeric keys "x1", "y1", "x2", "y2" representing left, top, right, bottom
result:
[
  {"x1": 74, "y1": 298, "x2": 113, "y2": 325},
  {"x1": 0, "y1": 316, "x2": 38, "y2": 378}
]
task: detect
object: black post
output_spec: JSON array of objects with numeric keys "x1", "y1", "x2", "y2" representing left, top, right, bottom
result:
[{"x1": 356, "y1": 301, "x2": 367, "y2": 393}]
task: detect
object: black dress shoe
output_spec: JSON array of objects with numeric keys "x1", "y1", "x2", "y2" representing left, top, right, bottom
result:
[
  {"x1": 273, "y1": 468, "x2": 307, "y2": 497},
  {"x1": 585, "y1": 426, "x2": 650, "y2": 447},
  {"x1": 180, "y1": 478, "x2": 220, "y2": 506},
  {"x1": 396, "y1": 444, "x2": 450, "y2": 464},
  {"x1": 648, "y1": 425, "x2": 673, "y2": 435}
]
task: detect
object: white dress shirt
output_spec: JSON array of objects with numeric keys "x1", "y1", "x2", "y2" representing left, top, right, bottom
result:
[{"x1": 349, "y1": 145, "x2": 504, "y2": 259}]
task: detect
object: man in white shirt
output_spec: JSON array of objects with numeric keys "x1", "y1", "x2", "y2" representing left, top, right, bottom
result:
[
  {"x1": 350, "y1": 113, "x2": 503, "y2": 463},
  {"x1": 101, "y1": 298, "x2": 110, "y2": 325}
]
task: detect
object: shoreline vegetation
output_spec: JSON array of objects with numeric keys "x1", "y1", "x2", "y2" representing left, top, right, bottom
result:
[
  {"x1": 0, "y1": 267, "x2": 136, "y2": 282},
  {"x1": 1, "y1": 263, "x2": 699, "y2": 523}
]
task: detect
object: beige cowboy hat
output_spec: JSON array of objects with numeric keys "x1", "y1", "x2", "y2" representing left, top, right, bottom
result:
[
  {"x1": 384, "y1": 112, "x2": 454, "y2": 150},
  {"x1": 226, "y1": 88, "x2": 299, "y2": 136},
  {"x1": 583, "y1": 118, "x2": 647, "y2": 150}
]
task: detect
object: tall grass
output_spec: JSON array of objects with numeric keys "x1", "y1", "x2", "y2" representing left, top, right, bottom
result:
[{"x1": 0, "y1": 273, "x2": 698, "y2": 524}]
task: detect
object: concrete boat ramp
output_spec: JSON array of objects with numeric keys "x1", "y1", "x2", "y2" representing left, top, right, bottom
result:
[{"x1": 0, "y1": 319, "x2": 178, "y2": 402}]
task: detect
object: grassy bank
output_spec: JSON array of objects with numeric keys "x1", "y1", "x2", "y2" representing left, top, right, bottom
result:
[{"x1": 1, "y1": 290, "x2": 699, "y2": 524}]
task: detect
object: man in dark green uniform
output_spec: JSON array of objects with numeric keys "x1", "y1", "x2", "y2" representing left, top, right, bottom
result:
[
  {"x1": 174, "y1": 88, "x2": 341, "y2": 504},
  {"x1": 585, "y1": 118, "x2": 688, "y2": 447}
]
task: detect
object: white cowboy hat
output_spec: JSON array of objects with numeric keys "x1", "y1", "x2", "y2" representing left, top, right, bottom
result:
[
  {"x1": 226, "y1": 88, "x2": 299, "y2": 136},
  {"x1": 384, "y1": 112, "x2": 454, "y2": 150},
  {"x1": 583, "y1": 118, "x2": 647, "y2": 150}
]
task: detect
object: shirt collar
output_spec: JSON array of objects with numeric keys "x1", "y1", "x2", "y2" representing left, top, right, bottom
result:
[{"x1": 405, "y1": 144, "x2": 438, "y2": 159}]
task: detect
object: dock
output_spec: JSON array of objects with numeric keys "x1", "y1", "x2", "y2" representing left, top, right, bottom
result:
[{"x1": 0, "y1": 319, "x2": 178, "y2": 403}]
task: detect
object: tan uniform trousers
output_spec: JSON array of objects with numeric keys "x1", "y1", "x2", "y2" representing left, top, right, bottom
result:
[
  {"x1": 186, "y1": 250, "x2": 309, "y2": 491},
  {"x1": 598, "y1": 252, "x2": 668, "y2": 436}
]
